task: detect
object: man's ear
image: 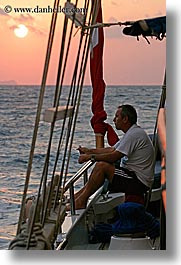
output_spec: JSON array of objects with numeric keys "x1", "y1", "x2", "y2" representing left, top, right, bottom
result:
[{"x1": 123, "y1": 115, "x2": 128, "y2": 123}]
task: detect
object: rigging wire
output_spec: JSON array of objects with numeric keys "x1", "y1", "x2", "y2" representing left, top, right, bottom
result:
[
  {"x1": 41, "y1": 0, "x2": 80, "y2": 224},
  {"x1": 17, "y1": 0, "x2": 60, "y2": 237},
  {"x1": 59, "y1": 0, "x2": 99, "y2": 195},
  {"x1": 53, "y1": 0, "x2": 94, "y2": 217},
  {"x1": 29, "y1": 0, "x2": 92, "y2": 230},
  {"x1": 40, "y1": 0, "x2": 74, "y2": 225},
  {"x1": 52, "y1": 0, "x2": 93, "y2": 213},
  {"x1": 63, "y1": 0, "x2": 92, "y2": 183}
]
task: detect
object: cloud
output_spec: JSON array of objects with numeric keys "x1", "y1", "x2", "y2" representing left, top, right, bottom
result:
[
  {"x1": 28, "y1": 24, "x2": 47, "y2": 36},
  {"x1": 13, "y1": 14, "x2": 47, "y2": 36},
  {"x1": 16, "y1": 13, "x2": 34, "y2": 23},
  {"x1": 108, "y1": 16, "x2": 118, "y2": 23},
  {"x1": 0, "y1": 6, "x2": 46, "y2": 36},
  {"x1": 111, "y1": 1, "x2": 118, "y2": 6}
]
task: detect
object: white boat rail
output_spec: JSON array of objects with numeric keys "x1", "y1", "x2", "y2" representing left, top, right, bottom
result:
[{"x1": 64, "y1": 160, "x2": 94, "y2": 214}]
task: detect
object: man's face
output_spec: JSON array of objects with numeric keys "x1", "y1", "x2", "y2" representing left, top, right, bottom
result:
[{"x1": 113, "y1": 108, "x2": 124, "y2": 130}]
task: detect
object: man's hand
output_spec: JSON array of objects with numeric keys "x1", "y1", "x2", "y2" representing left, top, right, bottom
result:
[
  {"x1": 78, "y1": 154, "x2": 90, "y2": 164},
  {"x1": 77, "y1": 146, "x2": 90, "y2": 154}
]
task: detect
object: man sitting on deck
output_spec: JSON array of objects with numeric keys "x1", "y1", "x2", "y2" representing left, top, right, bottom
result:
[{"x1": 67, "y1": 104, "x2": 155, "y2": 210}]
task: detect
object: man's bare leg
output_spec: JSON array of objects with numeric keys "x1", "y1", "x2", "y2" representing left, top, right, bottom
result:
[
  {"x1": 67, "y1": 162, "x2": 115, "y2": 210},
  {"x1": 66, "y1": 185, "x2": 87, "y2": 203}
]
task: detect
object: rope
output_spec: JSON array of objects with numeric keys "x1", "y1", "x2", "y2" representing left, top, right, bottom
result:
[
  {"x1": 83, "y1": 21, "x2": 123, "y2": 29},
  {"x1": 32, "y1": 0, "x2": 83, "y2": 229},
  {"x1": 57, "y1": 0, "x2": 91, "y2": 190},
  {"x1": 58, "y1": 0, "x2": 101, "y2": 196},
  {"x1": 9, "y1": 223, "x2": 52, "y2": 250},
  {"x1": 19, "y1": 0, "x2": 61, "y2": 248},
  {"x1": 41, "y1": 0, "x2": 82, "y2": 224},
  {"x1": 17, "y1": 0, "x2": 60, "y2": 236},
  {"x1": 53, "y1": 0, "x2": 92, "y2": 214},
  {"x1": 52, "y1": 0, "x2": 98, "y2": 227},
  {"x1": 41, "y1": 0, "x2": 73, "y2": 225},
  {"x1": 60, "y1": 0, "x2": 97, "y2": 192}
]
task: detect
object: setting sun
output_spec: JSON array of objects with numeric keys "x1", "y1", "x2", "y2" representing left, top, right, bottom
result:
[{"x1": 14, "y1": 24, "x2": 28, "y2": 38}]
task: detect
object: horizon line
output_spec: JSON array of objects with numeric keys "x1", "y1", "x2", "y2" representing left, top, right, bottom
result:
[{"x1": 0, "y1": 83, "x2": 163, "y2": 86}]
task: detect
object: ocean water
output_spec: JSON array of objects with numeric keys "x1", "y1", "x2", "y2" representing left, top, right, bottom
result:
[{"x1": 0, "y1": 85, "x2": 162, "y2": 249}]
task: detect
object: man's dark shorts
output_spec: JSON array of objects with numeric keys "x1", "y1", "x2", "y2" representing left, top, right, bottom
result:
[{"x1": 108, "y1": 165, "x2": 149, "y2": 195}]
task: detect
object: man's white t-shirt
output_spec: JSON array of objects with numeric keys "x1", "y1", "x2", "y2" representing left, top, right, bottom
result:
[{"x1": 114, "y1": 124, "x2": 155, "y2": 188}]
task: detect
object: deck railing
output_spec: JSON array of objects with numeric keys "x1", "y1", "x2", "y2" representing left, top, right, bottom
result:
[{"x1": 64, "y1": 161, "x2": 94, "y2": 214}]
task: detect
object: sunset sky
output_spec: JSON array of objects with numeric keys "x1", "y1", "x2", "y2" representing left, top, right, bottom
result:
[{"x1": 0, "y1": 0, "x2": 166, "y2": 85}]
